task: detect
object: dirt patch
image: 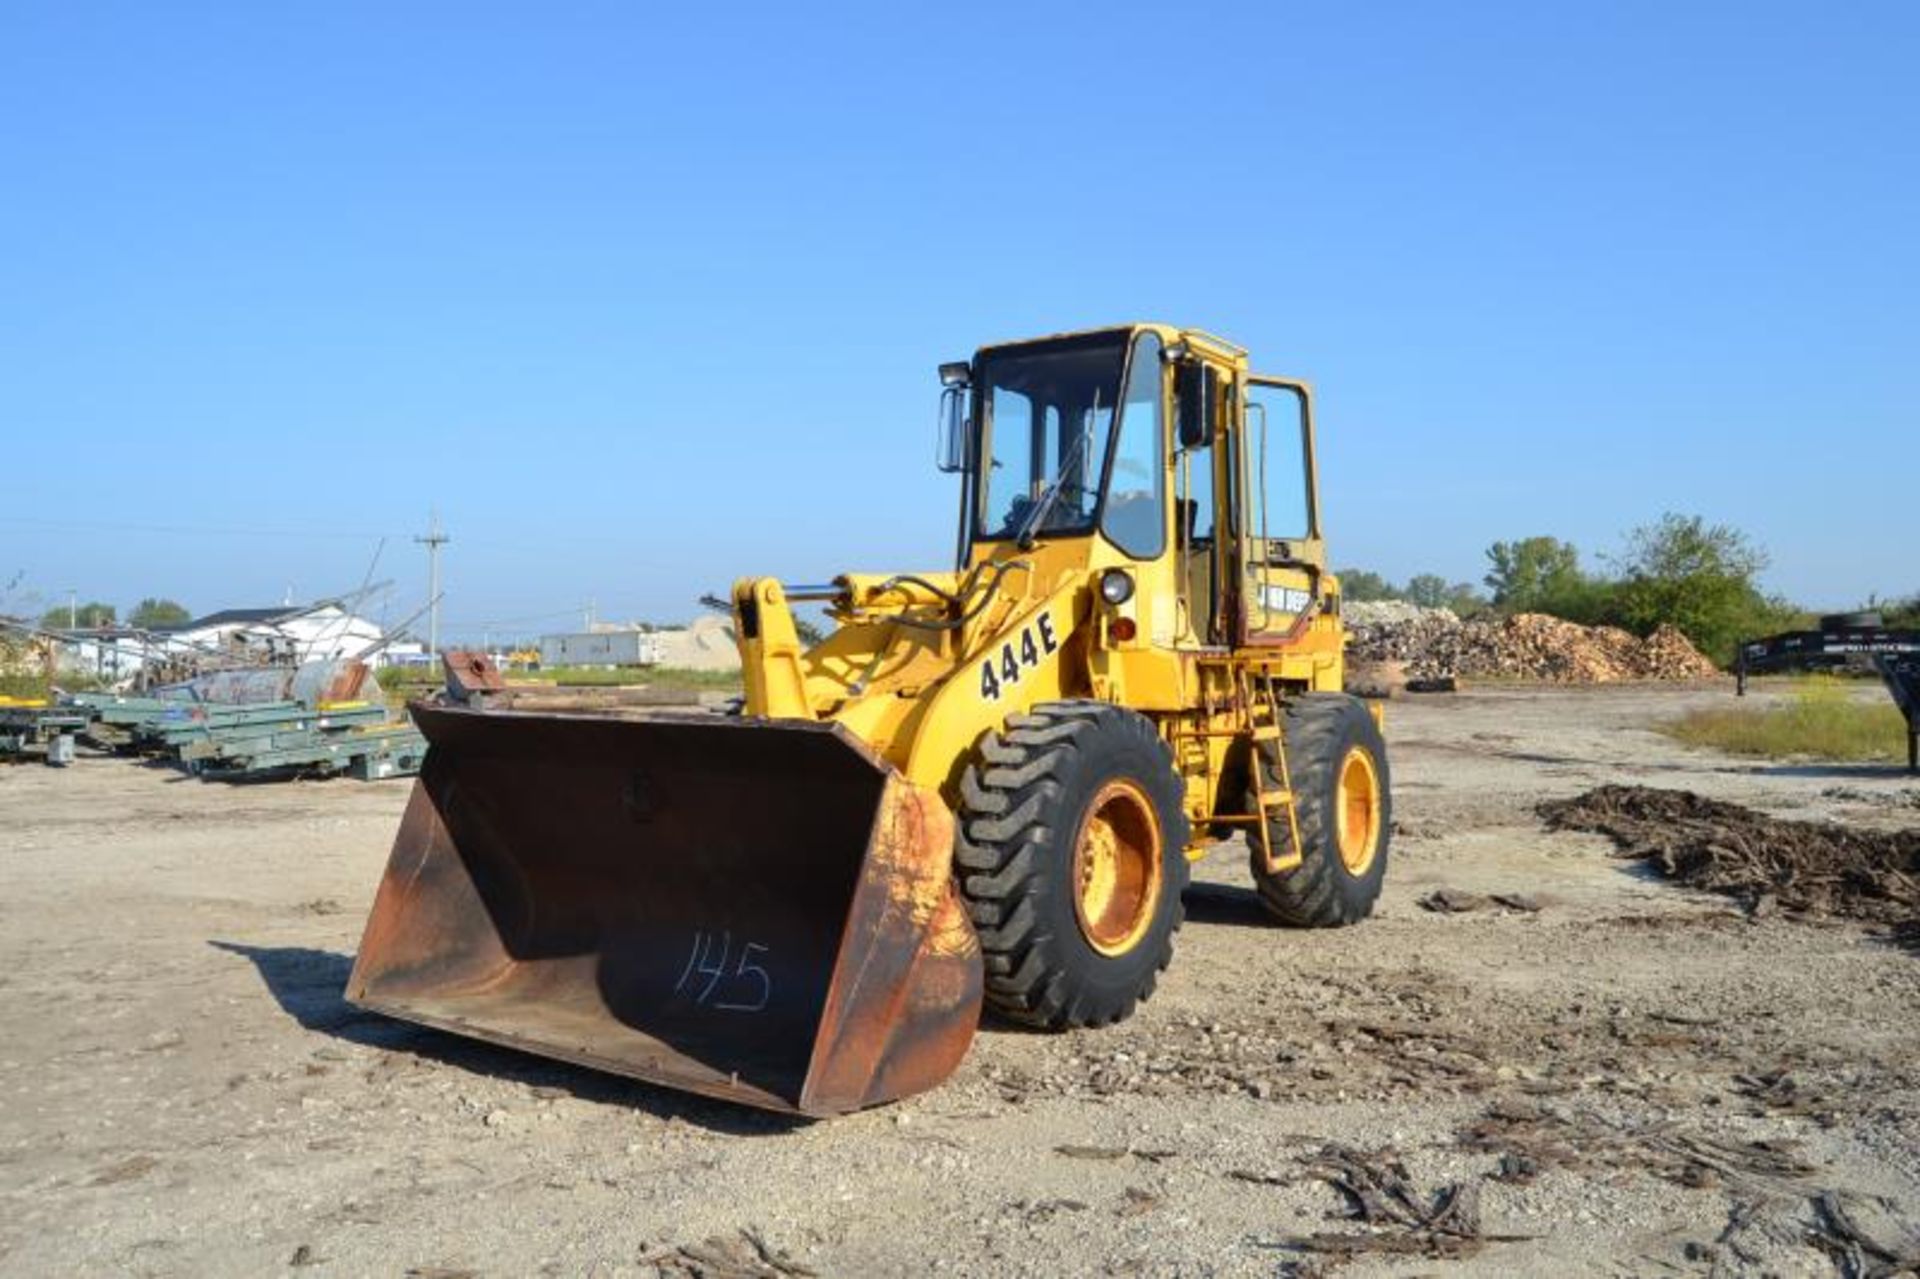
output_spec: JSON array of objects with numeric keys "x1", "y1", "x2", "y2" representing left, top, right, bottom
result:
[
  {"x1": 640, "y1": 1229, "x2": 818, "y2": 1277},
  {"x1": 1458, "y1": 1099, "x2": 1819, "y2": 1192},
  {"x1": 1540, "y1": 785, "x2": 1920, "y2": 934},
  {"x1": 1416, "y1": 887, "x2": 1547, "y2": 914},
  {"x1": 1241, "y1": 1142, "x2": 1534, "y2": 1268},
  {"x1": 1825, "y1": 785, "x2": 1920, "y2": 812},
  {"x1": 977, "y1": 969, "x2": 1522, "y2": 1107},
  {"x1": 1458, "y1": 1102, "x2": 1920, "y2": 1275},
  {"x1": 9, "y1": 686, "x2": 1920, "y2": 1277}
]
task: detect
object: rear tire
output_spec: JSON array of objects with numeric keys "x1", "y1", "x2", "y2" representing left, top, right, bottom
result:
[
  {"x1": 1247, "y1": 693, "x2": 1390, "y2": 926},
  {"x1": 954, "y1": 701, "x2": 1189, "y2": 1029}
]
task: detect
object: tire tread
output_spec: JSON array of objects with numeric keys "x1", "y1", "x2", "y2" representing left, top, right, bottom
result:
[
  {"x1": 1248, "y1": 693, "x2": 1389, "y2": 927},
  {"x1": 955, "y1": 702, "x2": 1189, "y2": 1028}
]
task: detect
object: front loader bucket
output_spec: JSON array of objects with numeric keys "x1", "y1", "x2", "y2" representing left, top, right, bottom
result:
[{"x1": 345, "y1": 704, "x2": 982, "y2": 1117}]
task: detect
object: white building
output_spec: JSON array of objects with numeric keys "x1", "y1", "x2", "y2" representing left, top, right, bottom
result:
[
  {"x1": 159, "y1": 602, "x2": 404, "y2": 666},
  {"x1": 58, "y1": 627, "x2": 169, "y2": 683},
  {"x1": 538, "y1": 629, "x2": 662, "y2": 668}
]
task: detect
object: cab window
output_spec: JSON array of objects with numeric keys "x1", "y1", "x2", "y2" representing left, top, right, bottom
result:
[
  {"x1": 1245, "y1": 381, "x2": 1312, "y2": 541},
  {"x1": 1101, "y1": 332, "x2": 1165, "y2": 559}
]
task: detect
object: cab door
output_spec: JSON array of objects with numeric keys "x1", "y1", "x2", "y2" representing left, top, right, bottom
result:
[{"x1": 1235, "y1": 377, "x2": 1326, "y2": 645}]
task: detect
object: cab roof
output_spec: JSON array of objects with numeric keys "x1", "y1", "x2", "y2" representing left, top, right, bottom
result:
[{"x1": 974, "y1": 323, "x2": 1249, "y2": 367}]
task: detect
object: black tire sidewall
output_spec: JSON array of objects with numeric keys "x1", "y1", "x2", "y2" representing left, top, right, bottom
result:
[
  {"x1": 1304, "y1": 702, "x2": 1391, "y2": 908},
  {"x1": 1248, "y1": 693, "x2": 1392, "y2": 925},
  {"x1": 1029, "y1": 716, "x2": 1187, "y2": 1008}
]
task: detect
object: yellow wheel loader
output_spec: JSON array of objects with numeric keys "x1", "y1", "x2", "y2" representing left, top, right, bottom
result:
[{"x1": 347, "y1": 324, "x2": 1391, "y2": 1116}]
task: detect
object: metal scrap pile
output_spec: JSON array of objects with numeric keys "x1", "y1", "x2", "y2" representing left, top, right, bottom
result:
[
  {"x1": 1344, "y1": 602, "x2": 1719, "y2": 683},
  {"x1": 5, "y1": 656, "x2": 425, "y2": 780}
]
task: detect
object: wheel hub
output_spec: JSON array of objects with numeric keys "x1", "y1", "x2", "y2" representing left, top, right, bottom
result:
[
  {"x1": 1071, "y1": 780, "x2": 1163, "y2": 957},
  {"x1": 1335, "y1": 747, "x2": 1382, "y2": 875}
]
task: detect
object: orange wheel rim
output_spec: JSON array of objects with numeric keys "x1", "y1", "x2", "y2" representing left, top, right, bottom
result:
[
  {"x1": 1336, "y1": 747, "x2": 1382, "y2": 875},
  {"x1": 1071, "y1": 780, "x2": 1163, "y2": 957}
]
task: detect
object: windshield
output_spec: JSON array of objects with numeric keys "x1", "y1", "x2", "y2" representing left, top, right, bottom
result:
[{"x1": 974, "y1": 333, "x2": 1126, "y2": 542}]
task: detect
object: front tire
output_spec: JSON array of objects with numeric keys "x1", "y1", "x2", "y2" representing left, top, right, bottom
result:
[
  {"x1": 953, "y1": 701, "x2": 1190, "y2": 1029},
  {"x1": 1247, "y1": 693, "x2": 1391, "y2": 926}
]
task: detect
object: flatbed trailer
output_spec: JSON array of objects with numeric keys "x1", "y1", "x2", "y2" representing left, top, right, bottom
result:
[
  {"x1": 1736, "y1": 619, "x2": 1920, "y2": 772},
  {"x1": 0, "y1": 699, "x2": 91, "y2": 765},
  {"x1": 158, "y1": 703, "x2": 388, "y2": 757},
  {"x1": 70, "y1": 694, "x2": 306, "y2": 753},
  {"x1": 61, "y1": 692, "x2": 424, "y2": 782},
  {"x1": 187, "y1": 717, "x2": 428, "y2": 781}
]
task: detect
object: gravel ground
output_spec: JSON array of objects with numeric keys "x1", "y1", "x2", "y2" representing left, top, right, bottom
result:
[{"x1": 2, "y1": 680, "x2": 1918, "y2": 1277}]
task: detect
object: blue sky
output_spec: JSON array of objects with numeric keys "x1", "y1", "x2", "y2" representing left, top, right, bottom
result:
[{"x1": 2, "y1": 2, "x2": 1914, "y2": 638}]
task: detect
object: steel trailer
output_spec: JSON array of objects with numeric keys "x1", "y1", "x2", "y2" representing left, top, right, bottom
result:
[
  {"x1": 1735, "y1": 617, "x2": 1920, "y2": 772},
  {"x1": 0, "y1": 699, "x2": 91, "y2": 765}
]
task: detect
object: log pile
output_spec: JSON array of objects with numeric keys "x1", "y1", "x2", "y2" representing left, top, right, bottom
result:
[{"x1": 1344, "y1": 603, "x2": 1719, "y2": 683}]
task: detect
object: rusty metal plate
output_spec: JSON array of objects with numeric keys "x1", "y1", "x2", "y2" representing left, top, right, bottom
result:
[
  {"x1": 346, "y1": 704, "x2": 982, "y2": 1116},
  {"x1": 441, "y1": 650, "x2": 507, "y2": 701}
]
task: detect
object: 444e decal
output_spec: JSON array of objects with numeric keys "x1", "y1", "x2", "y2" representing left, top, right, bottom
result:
[{"x1": 979, "y1": 614, "x2": 1060, "y2": 701}]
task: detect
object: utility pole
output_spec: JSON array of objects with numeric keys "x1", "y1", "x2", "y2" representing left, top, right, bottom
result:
[
  {"x1": 67, "y1": 588, "x2": 76, "y2": 629},
  {"x1": 414, "y1": 511, "x2": 451, "y2": 657},
  {"x1": 584, "y1": 598, "x2": 596, "y2": 631}
]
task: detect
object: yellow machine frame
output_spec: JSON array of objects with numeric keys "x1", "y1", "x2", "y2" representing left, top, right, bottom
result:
[
  {"x1": 731, "y1": 323, "x2": 1353, "y2": 873},
  {"x1": 343, "y1": 321, "x2": 1380, "y2": 1118}
]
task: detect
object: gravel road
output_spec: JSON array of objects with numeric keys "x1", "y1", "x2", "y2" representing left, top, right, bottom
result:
[{"x1": 3, "y1": 682, "x2": 1917, "y2": 1277}]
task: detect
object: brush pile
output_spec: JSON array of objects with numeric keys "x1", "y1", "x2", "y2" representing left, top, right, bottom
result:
[{"x1": 1539, "y1": 785, "x2": 1920, "y2": 935}]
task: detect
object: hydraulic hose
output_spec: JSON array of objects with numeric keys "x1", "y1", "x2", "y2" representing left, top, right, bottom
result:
[{"x1": 878, "y1": 561, "x2": 1031, "y2": 633}]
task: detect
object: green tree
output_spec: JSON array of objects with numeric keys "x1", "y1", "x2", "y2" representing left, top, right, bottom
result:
[
  {"x1": 1399, "y1": 574, "x2": 1450, "y2": 609},
  {"x1": 1615, "y1": 513, "x2": 1767, "y2": 583},
  {"x1": 129, "y1": 597, "x2": 191, "y2": 629},
  {"x1": 1608, "y1": 513, "x2": 1789, "y2": 662},
  {"x1": 1403, "y1": 574, "x2": 1486, "y2": 614},
  {"x1": 1337, "y1": 568, "x2": 1401, "y2": 602},
  {"x1": 1868, "y1": 593, "x2": 1920, "y2": 629},
  {"x1": 39, "y1": 601, "x2": 115, "y2": 630},
  {"x1": 1484, "y1": 537, "x2": 1585, "y2": 613},
  {"x1": 1537, "y1": 575, "x2": 1623, "y2": 628},
  {"x1": 1442, "y1": 581, "x2": 1488, "y2": 616}
]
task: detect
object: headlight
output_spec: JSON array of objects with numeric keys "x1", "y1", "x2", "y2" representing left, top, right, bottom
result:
[{"x1": 1099, "y1": 569, "x2": 1135, "y2": 606}]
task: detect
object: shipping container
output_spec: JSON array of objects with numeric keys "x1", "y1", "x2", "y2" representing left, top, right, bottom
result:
[{"x1": 537, "y1": 631, "x2": 661, "y2": 668}]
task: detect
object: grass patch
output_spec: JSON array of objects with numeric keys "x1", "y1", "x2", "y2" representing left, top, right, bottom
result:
[
  {"x1": 0, "y1": 672, "x2": 51, "y2": 700},
  {"x1": 0, "y1": 670, "x2": 109, "y2": 699},
  {"x1": 1664, "y1": 677, "x2": 1908, "y2": 762},
  {"x1": 517, "y1": 665, "x2": 657, "y2": 687},
  {"x1": 533, "y1": 665, "x2": 741, "y2": 691},
  {"x1": 629, "y1": 666, "x2": 741, "y2": 692},
  {"x1": 374, "y1": 665, "x2": 440, "y2": 692}
]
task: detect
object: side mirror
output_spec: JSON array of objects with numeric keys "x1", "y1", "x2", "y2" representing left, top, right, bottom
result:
[
  {"x1": 1175, "y1": 362, "x2": 1215, "y2": 450},
  {"x1": 935, "y1": 386, "x2": 968, "y2": 473}
]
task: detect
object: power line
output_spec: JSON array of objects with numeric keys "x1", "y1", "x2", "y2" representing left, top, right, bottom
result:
[
  {"x1": 0, "y1": 514, "x2": 395, "y2": 540},
  {"x1": 414, "y1": 512, "x2": 451, "y2": 656},
  {"x1": 440, "y1": 607, "x2": 579, "y2": 629},
  {"x1": 0, "y1": 514, "x2": 690, "y2": 556}
]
